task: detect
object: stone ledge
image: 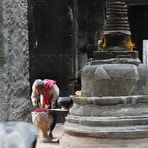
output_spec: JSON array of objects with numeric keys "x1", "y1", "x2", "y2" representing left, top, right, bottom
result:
[
  {"x1": 64, "y1": 122, "x2": 148, "y2": 139},
  {"x1": 70, "y1": 95, "x2": 148, "y2": 105},
  {"x1": 93, "y1": 51, "x2": 139, "y2": 60},
  {"x1": 66, "y1": 115, "x2": 148, "y2": 126}
]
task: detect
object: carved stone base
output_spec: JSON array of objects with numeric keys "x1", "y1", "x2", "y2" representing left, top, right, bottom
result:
[
  {"x1": 60, "y1": 54, "x2": 148, "y2": 147},
  {"x1": 60, "y1": 95, "x2": 148, "y2": 147}
]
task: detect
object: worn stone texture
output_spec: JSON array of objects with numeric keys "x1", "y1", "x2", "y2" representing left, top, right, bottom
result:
[
  {"x1": 81, "y1": 60, "x2": 148, "y2": 97},
  {"x1": 0, "y1": 0, "x2": 31, "y2": 121},
  {"x1": 28, "y1": 0, "x2": 74, "y2": 96}
]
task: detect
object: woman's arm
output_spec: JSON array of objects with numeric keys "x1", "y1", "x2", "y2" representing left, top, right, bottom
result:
[
  {"x1": 31, "y1": 89, "x2": 39, "y2": 108},
  {"x1": 49, "y1": 84, "x2": 60, "y2": 108}
]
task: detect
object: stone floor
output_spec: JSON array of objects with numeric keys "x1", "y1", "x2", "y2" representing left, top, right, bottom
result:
[
  {"x1": 36, "y1": 123, "x2": 64, "y2": 148},
  {"x1": 35, "y1": 123, "x2": 148, "y2": 148}
]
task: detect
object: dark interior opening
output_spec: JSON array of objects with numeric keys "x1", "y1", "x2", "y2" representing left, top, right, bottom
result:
[
  {"x1": 128, "y1": 5, "x2": 148, "y2": 62},
  {"x1": 28, "y1": 0, "x2": 74, "y2": 96}
]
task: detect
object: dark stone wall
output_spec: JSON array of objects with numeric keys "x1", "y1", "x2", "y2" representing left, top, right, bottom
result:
[
  {"x1": 28, "y1": 0, "x2": 74, "y2": 96},
  {"x1": 0, "y1": 0, "x2": 31, "y2": 121},
  {"x1": 28, "y1": 0, "x2": 105, "y2": 95},
  {"x1": 128, "y1": 5, "x2": 148, "y2": 61},
  {"x1": 28, "y1": 0, "x2": 148, "y2": 96},
  {"x1": 127, "y1": 0, "x2": 148, "y2": 5},
  {"x1": 77, "y1": 0, "x2": 105, "y2": 58},
  {"x1": 73, "y1": 0, "x2": 105, "y2": 89}
]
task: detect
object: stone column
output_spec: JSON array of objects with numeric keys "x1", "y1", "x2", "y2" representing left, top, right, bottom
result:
[
  {"x1": 0, "y1": 1, "x2": 7, "y2": 120},
  {"x1": 0, "y1": 0, "x2": 31, "y2": 121}
]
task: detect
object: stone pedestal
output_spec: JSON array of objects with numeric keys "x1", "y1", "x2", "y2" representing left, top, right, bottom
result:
[
  {"x1": 60, "y1": 95, "x2": 148, "y2": 147},
  {"x1": 60, "y1": 53, "x2": 148, "y2": 148}
]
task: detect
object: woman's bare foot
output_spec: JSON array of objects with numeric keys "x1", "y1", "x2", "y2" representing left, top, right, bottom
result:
[{"x1": 48, "y1": 131, "x2": 53, "y2": 139}]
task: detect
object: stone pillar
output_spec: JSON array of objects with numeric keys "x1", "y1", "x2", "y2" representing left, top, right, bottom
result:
[{"x1": 0, "y1": 0, "x2": 31, "y2": 121}]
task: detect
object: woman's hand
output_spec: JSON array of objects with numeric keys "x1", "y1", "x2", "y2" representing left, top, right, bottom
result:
[
  {"x1": 44, "y1": 104, "x2": 50, "y2": 109},
  {"x1": 32, "y1": 100, "x2": 38, "y2": 109}
]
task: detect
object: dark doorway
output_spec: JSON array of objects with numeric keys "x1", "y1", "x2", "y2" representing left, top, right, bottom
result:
[
  {"x1": 128, "y1": 5, "x2": 148, "y2": 62},
  {"x1": 28, "y1": 0, "x2": 74, "y2": 96}
]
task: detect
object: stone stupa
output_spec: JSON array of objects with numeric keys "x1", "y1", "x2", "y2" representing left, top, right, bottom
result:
[{"x1": 61, "y1": 0, "x2": 148, "y2": 147}]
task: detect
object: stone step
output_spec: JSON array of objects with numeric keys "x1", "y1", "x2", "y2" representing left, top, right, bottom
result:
[
  {"x1": 106, "y1": 21, "x2": 129, "y2": 24},
  {"x1": 107, "y1": 17, "x2": 128, "y2": 20},
  {"x1": 66, "y1": 115, "x2": 148, "y2": 126},
  {"x1": 108, "y1": 5, "x2": 127, "y2": 9},
  {"x1": 64, "y1": 122, "x2": 148, "y2": 139},
  {"x1": 71, "y1": 95, "x2": 148, "y2": 106},
  {"x1": 106, "y1": 24, "x2": 130, "y2": 27},
  {"x1": 70, "y1": 104, "x2": 148, "y2": 118},
  {"x1": 105, "y1": 27, "x2": 130, "y2": 30},
  {"x1": 107, "y1": 8, "x2": 127, "y2": 12}
]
